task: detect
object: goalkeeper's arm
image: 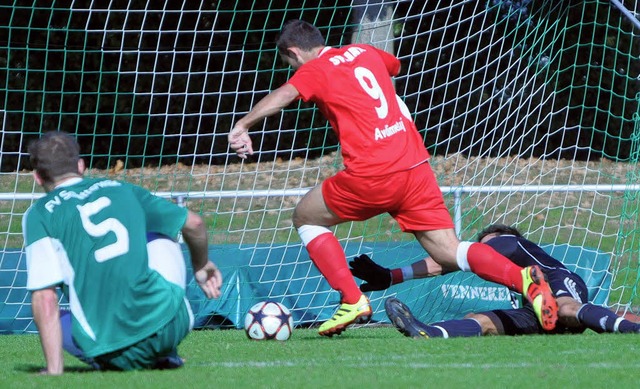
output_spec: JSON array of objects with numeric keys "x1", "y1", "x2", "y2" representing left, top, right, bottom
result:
[{"x1": 349, "y1": 254, "x2": 454, "y2": 292}]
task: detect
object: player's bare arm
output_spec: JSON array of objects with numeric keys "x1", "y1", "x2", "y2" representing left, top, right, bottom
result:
[
  {"x1": 229, "y1": 83, "x2": 300, "y2": 159},
  {"x1": 181, "y1": 211, "x2": 223, "y2": 299},
  {"x1": 31, "y1": 287, "x2": 64, "y2": 375}
]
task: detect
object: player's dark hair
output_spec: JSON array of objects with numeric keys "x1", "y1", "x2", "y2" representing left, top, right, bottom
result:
[
  {"x1": 276, "y1": 19, "x2": 325, "y2": 54},
  {"x1": 28, "y1": 131, "x2": 80, "y2": 185},
  {"x1": 476, "y1": 224, "x2": 522, "y2": 242}
]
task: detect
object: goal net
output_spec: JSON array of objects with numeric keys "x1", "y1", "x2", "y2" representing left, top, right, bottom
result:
[{"x1": 1, "y1": 0, "x2": 639, "y2": 332}]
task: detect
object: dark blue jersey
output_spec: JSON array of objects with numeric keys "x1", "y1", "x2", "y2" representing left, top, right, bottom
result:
[
  {"x1": 484, "y1": 234, "x2": 571, "y2": 275},
  {"x1": 485, "y1": 234, "x2": 588, "y2": 303}
]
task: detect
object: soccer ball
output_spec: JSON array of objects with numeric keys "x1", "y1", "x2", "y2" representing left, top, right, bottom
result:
[{"x1": 244, "y1": 301, "x2": 294, "y2": 341}]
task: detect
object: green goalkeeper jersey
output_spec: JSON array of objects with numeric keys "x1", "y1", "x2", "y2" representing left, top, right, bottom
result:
[{"x1": 23, "y1": 177, "x2": 188, "y2": 358}]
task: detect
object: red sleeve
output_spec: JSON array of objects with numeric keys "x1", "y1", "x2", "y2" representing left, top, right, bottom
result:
[
  {"x1": 287, "y1": 64, "x2": 322, "y2": 103},
  {"x1": 371, "y1": 46, "x2": 401, "y2": 77}
]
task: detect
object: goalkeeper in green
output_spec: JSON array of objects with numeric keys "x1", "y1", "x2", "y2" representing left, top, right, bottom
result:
[
  {"x1": 23, "y1": 131, "x2": 223, "y2": 374},
  {"x1": 351, "y1": 224, "x2": 640, "y2": 337}
]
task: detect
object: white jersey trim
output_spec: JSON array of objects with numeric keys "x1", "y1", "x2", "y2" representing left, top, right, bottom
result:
[
  {"x1": 25, "y1": 237, "x2": 65, "y2": 290},
  {"x1": 25, "y1": 236, "x2": 97, "y2": 340}
]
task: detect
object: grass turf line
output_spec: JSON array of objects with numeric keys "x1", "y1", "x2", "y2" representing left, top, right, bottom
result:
[{"x1": 1, "y1": 327, "x2": 639, "y2": 388}]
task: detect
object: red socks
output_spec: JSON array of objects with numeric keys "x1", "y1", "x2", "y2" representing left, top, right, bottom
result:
[
  {"x1": 305, "y1": 232, "x2": 362, "y2": 304},
  {"x1": 467, "y1": 242, "x2": 523, "y2": 291},
  {"x1": 305, "y1": 234, "x2": 525, "y2": 300},
  {"x1": 391, "y1": 268, "x2": 404, "y2": 284}
]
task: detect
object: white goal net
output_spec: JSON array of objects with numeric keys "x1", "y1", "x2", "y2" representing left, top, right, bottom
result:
[{"x1": 1, "y1": 0, "x2": 639, "y2": 332}]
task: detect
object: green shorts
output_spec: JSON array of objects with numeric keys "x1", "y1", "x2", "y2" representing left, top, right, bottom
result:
[{"x1": 94, "y1": 300, "x2": 192, "y2": 370}]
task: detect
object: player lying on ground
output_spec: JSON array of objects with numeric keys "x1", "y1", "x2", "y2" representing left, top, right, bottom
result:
[
  {"x1": 350, "y1": 224, "x2": 640, "y2": 337},
  {"x1": 228, "y1": 19, "x2": 557, "y2": 336},
  {"x1": 24, "y1": 131, "x2": 223, "y2": 375}
]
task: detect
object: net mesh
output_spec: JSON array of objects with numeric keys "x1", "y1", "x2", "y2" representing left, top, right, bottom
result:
[{"x1": 1, "y1": 0, "x2": 639, "y2": 331}]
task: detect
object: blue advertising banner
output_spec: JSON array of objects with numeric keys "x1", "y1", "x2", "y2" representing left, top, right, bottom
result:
[{"x1": 0, "y1": 243, "x2": 612, "y2": 333}]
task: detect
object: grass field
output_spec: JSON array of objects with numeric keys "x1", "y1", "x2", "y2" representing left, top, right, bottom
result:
[
  {"x1": 2, "y1": 156, "x2": 639, "y2": 388},
  {"x1": 2, "y1": 327, "x2": 639, "y2": 388}
]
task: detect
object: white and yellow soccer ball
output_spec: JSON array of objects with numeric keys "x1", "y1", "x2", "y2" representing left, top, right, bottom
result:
[{"x1": 244, "y1": 301, "x2": 294, "y2": 341}]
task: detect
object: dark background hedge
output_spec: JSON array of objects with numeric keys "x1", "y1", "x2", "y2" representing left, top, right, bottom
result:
[{"x1": 0, "y1": 0, "x2": 638, "y2": 172}]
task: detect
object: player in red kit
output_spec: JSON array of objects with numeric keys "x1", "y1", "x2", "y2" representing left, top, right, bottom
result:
[{"x1": 228, "y1": 19, "x2": 558, "y2": 337}]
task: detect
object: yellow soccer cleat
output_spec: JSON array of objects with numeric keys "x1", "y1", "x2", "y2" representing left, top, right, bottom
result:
[
  {"x1": 522, "y1": 265, "x2": 558, "y2": 331},
  {"x1": 318, "y1": 295, "x2": 372, "y2": 337}
]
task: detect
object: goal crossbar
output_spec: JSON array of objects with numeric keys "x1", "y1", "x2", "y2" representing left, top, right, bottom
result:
[{"x1": 4, "y1": 184, "x2": 638, "y2": 236}]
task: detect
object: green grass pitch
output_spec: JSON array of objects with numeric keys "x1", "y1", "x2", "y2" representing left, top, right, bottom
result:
[{"x1": 1, "y1": 327, "x2": 639, "y2": 388}]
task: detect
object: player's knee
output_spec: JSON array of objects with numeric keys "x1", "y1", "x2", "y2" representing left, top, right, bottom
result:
[
  {"x1": 413, "y1": 230, "x2": 461, "y2": 269},
  {"x1": 463, "y1": 312, "x2": 479, "y2": 320},
  {"x1": 148, "y1": 238, "x2": 187, "y2": 289},
  {"x1": 292, "y1": 202, "x2": 334, "y2": 228},
  {"x1": 292, "y1": 202, "x2": 316, "y2": 228},
  {"x1": 291, "y1": 207, "x2": 304, "y2": 228},
  {"x1": 464, "y1": 312, "x2": 499, "y2": 336},
  {"x1": 557, "y1": 297, "x2": 581, "y2": 321}
]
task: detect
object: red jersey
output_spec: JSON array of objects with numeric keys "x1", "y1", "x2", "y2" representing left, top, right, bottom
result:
[{"x1": 287, "y1": 44, "x2": 430, "y2": 177}]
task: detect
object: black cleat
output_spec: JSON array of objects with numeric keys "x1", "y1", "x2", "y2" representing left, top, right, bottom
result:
[{"x1": 384, "y1": 298, "x2": 432, "y2": 339}]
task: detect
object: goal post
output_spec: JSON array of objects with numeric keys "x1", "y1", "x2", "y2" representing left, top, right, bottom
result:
[{"x1": 1, "y1": 1, "x2": 639, "y2": 333}]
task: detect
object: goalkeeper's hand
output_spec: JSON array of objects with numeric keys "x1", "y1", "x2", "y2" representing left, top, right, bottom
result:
[{"x1": 348, "y1": 254, "x2": 392, "y2": 292}]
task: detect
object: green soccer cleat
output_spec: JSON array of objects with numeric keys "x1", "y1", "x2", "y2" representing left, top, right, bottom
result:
[
  {"x1": 522, "y1": 265, "x2": 558, "y2": 331},
  {"x1": 318, "y1": 295, "x2": 372, "y2": 337}
]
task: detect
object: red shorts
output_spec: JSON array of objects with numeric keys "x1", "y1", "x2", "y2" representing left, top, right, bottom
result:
[{"x1": 322, "y1": 162, "x2": 454, "y2": 232}]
